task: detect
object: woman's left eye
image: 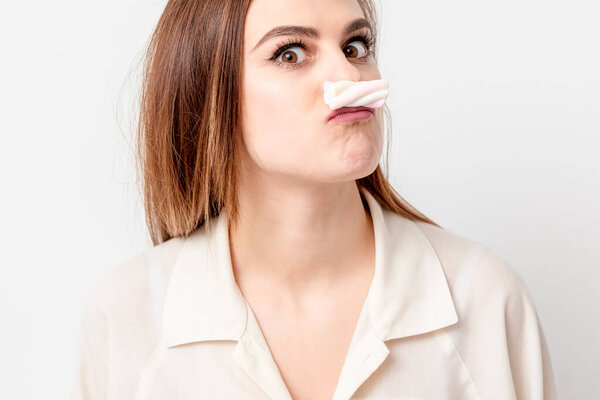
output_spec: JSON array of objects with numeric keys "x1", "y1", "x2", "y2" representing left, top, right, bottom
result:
[
  {"x1": 269, "y1": 34, "x2": 374, "y2": 70},
  {"x1": 343, "y1": 40, "x2": 371, "y2": 59}
]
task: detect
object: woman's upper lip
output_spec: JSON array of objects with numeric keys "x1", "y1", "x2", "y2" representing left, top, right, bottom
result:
[{"x1": 327, "y1": 106, "x2": 374, "y2": 121}]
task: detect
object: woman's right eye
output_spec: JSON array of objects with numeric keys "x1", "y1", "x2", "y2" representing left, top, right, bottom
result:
[
  {"x1": 278, "y1": 48, "x2": 307, "y2": 65},
  {"x1": 269, "y1": 40, "x2": 310, "y2": 69}
]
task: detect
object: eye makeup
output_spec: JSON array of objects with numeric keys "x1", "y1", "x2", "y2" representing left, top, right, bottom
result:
[{"x1": 267, "y1": 29, "x2": 375, "y2": 70}]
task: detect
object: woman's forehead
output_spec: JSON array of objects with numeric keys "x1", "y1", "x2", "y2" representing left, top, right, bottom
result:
[
  {"x1": 245, "y1": 0, "x2": 363, "y2": 29},
  {"x1": 244, "y1": 0, "x2": 366, "y2": 45}
]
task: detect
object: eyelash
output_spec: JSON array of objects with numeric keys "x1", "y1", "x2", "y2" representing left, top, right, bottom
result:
[{"x1": 268, "y1": 30, "x2": 375, "y2": 70}]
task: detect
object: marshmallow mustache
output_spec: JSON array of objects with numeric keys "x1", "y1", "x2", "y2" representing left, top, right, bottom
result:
[{"x1": 323, "y1": 78, "x2": 389, "y2": 110}]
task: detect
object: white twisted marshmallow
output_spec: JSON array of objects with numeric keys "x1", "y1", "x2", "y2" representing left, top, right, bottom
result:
[{"x1": 323, "y1": 78, "x2": 389, "y2": 110}]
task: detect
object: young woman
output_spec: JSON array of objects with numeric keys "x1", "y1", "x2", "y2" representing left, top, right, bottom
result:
[{"x1": 72, "y1": 0, "x2": 557, "y2": 399}]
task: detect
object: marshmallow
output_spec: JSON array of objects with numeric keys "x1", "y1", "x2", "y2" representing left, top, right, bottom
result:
[{"x1": 323, "y1": 78, "x2": 389, "y2": 110}]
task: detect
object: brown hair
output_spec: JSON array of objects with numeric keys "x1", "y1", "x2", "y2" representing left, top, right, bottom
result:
[{"x1": 133, "y1": 0, "x2": 442, "y2": 246}]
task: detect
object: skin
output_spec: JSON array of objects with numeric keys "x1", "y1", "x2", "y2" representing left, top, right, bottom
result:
[{"x1": 229, "y1": 0, "x2": 383, "y2": 398}]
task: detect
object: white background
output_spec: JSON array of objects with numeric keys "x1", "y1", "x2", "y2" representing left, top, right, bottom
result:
[{"x1": 1, "y1": 0, "x2": 598, "y2": 398}]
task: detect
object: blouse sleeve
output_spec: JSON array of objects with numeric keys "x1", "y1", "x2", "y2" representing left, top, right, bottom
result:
[
  {"x1": 71, "y1": 285, "x2": 109, "y2": 400},
  {"x1": 501, "y1": 256, "x2": 558, "y2": 399}
]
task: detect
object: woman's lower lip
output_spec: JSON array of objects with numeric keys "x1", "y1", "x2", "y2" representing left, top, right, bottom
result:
[{"x1": 328, "y1": 110, "x2": 373, "y2": 123}]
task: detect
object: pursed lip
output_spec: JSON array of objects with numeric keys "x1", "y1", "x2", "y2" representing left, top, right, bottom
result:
[{"x1": 327, "y1": 106, "x2": 374, "y2": 122}]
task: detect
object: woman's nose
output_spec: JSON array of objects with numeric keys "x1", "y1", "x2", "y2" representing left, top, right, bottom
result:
[{"x1": 321, "y1": 46, "x2": 361, "y2": 83}]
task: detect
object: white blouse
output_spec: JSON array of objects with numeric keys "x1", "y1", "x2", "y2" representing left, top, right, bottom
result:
[{"x1": 71, "y1": 187, "x2": 557, "y2": 399}]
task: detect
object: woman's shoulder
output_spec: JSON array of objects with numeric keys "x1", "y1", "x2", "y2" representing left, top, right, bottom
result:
[
  {"x1": 80, "y1": 235, "x2": 187, "y2": 318},
  {"x1": 412, "y1": 220, "x2": 531, "y2": 305},
  {"x1": 412, "y1": 221, "x2": 556, "y2": 398},
  {"x1": 72, "y1": 236, "x2": 189, "y2": 399}
]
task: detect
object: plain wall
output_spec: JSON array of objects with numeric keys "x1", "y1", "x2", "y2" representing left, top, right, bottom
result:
[{"x1": 0, "y1": 0, "x2": 598, "y2": 398}]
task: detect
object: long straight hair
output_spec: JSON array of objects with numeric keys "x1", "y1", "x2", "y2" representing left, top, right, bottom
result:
[{"x1": 134, "y1": 0, "x2": 442, "y2": 246}]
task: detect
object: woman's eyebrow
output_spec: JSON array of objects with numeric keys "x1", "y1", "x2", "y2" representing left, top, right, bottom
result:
[{"x1": 251, "y1": 17, "x2": 372, "y2": 53}]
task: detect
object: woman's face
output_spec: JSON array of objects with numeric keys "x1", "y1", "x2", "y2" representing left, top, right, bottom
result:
[{"x1": 240, "y1": 0, "x2": 384, "y2": 184}]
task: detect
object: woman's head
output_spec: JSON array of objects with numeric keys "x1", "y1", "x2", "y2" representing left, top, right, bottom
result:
[
  {"x1": 135, "y1": 0, "x2": 440, "y2": 245},
  {"x1": 240, "y1": 0, "x2": 383, "y2": 186}
]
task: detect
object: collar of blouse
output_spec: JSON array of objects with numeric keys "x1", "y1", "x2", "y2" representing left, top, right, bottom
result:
[{"x1": 160, "y1": 186, "x2": 459, "y2": 400}]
